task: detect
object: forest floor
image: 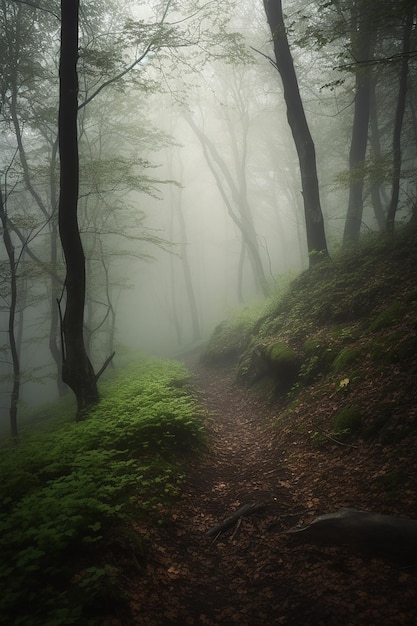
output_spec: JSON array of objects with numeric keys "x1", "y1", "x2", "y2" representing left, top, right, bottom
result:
[{"x1": 108, "y1": 354, "x2": 417, "y2": 626}]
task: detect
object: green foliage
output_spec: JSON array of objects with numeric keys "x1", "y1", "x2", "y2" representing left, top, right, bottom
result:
[
  {"x1": 333, "y1": 405, "x2": 362, "y2": 436},
  {"x1": 201, "y1": 303, "x2": 265, "y2": 364},
  {"x1": 368, "y1": 332, "x2": 417, "y2": 367},
  {"x1": 369, "y1": 301, "x2": 408, "y2": 332},
  {"x1": 331, "y1": 346, "x2": 363, "y2": 373},
  {"x1": 262, "y1": 229, "x2": 417, "y2": 335},
  {"x1": 300, "y1": 340, "x2": 336, "y2": 382},
  {"x1": 0, "y1": 358, "x2": 203, "y2": 626},
  {"x1": 206, "y1": 227, "x2": 417, "y2": 447}
]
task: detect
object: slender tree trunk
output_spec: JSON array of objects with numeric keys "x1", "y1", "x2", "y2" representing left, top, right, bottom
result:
[
  {"x1": 263, "y1": 0, "x2": 328, "y2": 267},
  {"x1": 237, "y1": 241, "x2": 245, "y2": 304},
  {"x1": 175, "y1": 193, "x2": 202, "y2": 343},
  {"x1": 48, "y1": 138, "x2": 67, "y2": 396},
  {"x1": 343, "y1": 2, "x2": 375, "y2": 246},
  {"x1": 386, "y1": 9, "x2": 414, "y2": 235},
  {"x1": 168, "y1": 199, "x2": 183, "y2": 346},
  {"x1": 227, "y1": 112, "x2": 270, "y2": 296},
  {"x1": 369, "y1": 81, "x2": 386, "y2": 230},
  {"x1": 184, "y1": 113, "x2": 270, "y2": 296},
  {"x1": 0, "y1": 186, "x2": 19, "y2": 438},
  {"x1": 58, "y1": 0, "x2": 98, "y2": 418}
]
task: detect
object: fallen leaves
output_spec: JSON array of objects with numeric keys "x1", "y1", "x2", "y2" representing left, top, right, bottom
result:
[{"x1": 105, "y1": 356, "x2": 417, "y2": 626}]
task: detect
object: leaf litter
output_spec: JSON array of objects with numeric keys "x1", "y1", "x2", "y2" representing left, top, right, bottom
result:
[{"x1": 105, "y1": 353, "x2": 417, "y2": 625}]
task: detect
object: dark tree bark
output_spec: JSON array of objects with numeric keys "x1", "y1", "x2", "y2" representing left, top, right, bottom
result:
[
  {"x1": 386, "y1": 8, "x2": 414, "y2": 235},
  {"x1": 58, "y1": 0, "x2": 98, "y2": 417},
  {"x1": 263, "y1": 0, "x2": 328, "y2": 267},
  {"x1": 343, "y1": 1, "x2": 375, "y2": 246},
  {"x1": 48, "y1": 138, "x2": 67, "y2": 396},
  {"x1": 369, "y1": 81, "x2": 386, "y2": 231},
  {"x1": 0, "y1": 186, "x2": 19, "y2": 438}
]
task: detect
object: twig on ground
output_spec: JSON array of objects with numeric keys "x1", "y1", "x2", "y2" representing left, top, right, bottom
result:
[
  {"x1": 322, "y1": 432, "x2": 359, "y2": 448},
  {"x1": 206, "y1": 502, "x2": 263, "y2": 537},
  {"x1": 231, "y1": 517, "x2": 242, "y2": 540}
]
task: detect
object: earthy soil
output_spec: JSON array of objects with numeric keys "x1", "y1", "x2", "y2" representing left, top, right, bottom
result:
[{"x1": 109, "y1": 355, "x2": 417, "y2": 625}]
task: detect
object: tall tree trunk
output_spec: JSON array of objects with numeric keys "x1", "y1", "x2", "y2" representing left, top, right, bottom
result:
[
  {"x1": 184, "y1": 113, "x2": 270, "y2": 296},
  {"x1": 58, "y1": 0, "x2": 98, "y2": 418},
  {"x1": 386, "y1": 9, "x2": 414, "y2": 235},
  {"x1": 237, "y1": 241, "x2": 245, "y2": 304},
  {"x1": 0, "y1": 186, "x2": 19, "y2": 438},
  {"x1": 369, "y1": 80, "x2": 386, "y2": 231},
  {"x1": 263, "y1": 0, "x2": 328, "y2": 267},
  {"x1": 226, "y1": 111, "x2": 270, "y2": 296},
  {"x1": 343, "y1": 1, "x2": 375, "y2": 246},
  {"x1": 175, "y1": 193, "x2": 202, "y2": 343},
  {"x1": 49, "y1": 138, "x2": 67, "y2": 396},
  {"x1": 169, "y1": 204, "x2": 183, "y2": 347}
]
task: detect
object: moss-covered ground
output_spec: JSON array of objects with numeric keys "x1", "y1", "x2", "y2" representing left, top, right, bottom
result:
[{"x1": 203, "y1": 227, "x2": 417, "y2": 449}]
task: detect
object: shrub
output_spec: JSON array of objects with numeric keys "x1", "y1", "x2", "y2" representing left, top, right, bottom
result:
[
  {"x1": 201, "y1": 304, "x2": 265, "y2": 365},
  {"x1": 331, "y1": 346, "x2": 363, "y2": 373},
  {"x1": 300, "y1": 340, "x2": 336, "y2": 382},
  {"x1": 0, "y1": 357, "x2": 203, "y2": 626},
  {"x1": 369, "y1": 302, "x2": 408, "y2": 332}
]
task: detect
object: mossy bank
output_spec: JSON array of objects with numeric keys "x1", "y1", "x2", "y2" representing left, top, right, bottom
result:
[{"x1": 202, "y1": 227, "x2": 417, "y2": 448}]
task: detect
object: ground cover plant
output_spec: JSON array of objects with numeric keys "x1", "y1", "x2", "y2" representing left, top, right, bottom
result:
[
  {"x1": 114, "y1": 229, "x2": 417, "y2": 624},
  {"x1": 0, "y1": 358, "x2": 203, "y2": 626}
]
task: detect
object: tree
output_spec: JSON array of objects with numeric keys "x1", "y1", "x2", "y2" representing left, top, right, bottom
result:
[
  {"x1": 342, "y1": 0, "x2": 376, "y2": 246},
  {"x1": 301, "y1": 0, "x2": 417, "y2": 240},
  {"x1": 386, "y1": 6, "x2": 415, "y2": 235},
  {"x1": 58, "y1": 0, "x2": 99, "y2": 417},
  {"x1": 0, "y1": 184, "x2": 19, "y2": 437},
  {"x1": 168, "y1": 155, "x2": 202, "y2": 344},
  {"x1": 185, "y1": 112, "x2": 271, "y2": 297},
  {"x1": 262, "y1": 0, "x2": 329, "y2": 266}
]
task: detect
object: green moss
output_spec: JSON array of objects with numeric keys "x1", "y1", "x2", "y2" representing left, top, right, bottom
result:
[
  {"x1": 369, "y1": 301, "x2": 408, "y2": 332},
  {"x1": 300, "y1": 340, "x2": 336, "y2": 382},
  {"x1": 202, "y1": 304, "x2": 266, "y2": 365},
  {"x1": 267, "y1": 341, "x2": 297, "y2": 365},
  {"x1": 329, "y1": 325, "x2": 358, "y2": 343},
  {"x1": 333, "y1": 405, "x2": 362, "y2": 435},
  {"x1": 393, "y1": 336, "x2": 417, "y2": 362},
  {"x1": 237, "y1": 340, "x2": 300, "y2": 391},
  {"x1": 266, "y1": 342, "x2": 300, "y2": 393},
  {"x1": 404, "y1": 287, "x2": 417, "y2": 303},
  {"x1": 331, "y1": 346, "x2": 363, "y2": 372},
  {"x1": 368, "y1": 333, "x2": 417, "y2": 366}
]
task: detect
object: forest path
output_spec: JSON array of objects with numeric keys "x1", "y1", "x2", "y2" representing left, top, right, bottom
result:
[
  {"x1": 115, "y1": 354, "x2": 417, "y2": 626},
  {"x1": 122, "y1": 354, "x2": 301, "y2": 625}
]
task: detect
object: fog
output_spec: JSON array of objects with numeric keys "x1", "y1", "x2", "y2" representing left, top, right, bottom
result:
[{"x1": 1, "y1": 0, "x2": 413, "y2": 434}]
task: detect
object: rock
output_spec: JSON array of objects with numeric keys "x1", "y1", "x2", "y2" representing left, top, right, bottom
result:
[{"x1": 287, "y1": 508, "x2": 417, "y2": 563}]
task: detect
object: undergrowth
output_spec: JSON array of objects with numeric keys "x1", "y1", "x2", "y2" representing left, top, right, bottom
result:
[
  {"x1": 0, "y1": 357, "x2": 203, "y2": 626},
  {"x1": 201, "y1": 226, "x2": 417, "y2": 445}
]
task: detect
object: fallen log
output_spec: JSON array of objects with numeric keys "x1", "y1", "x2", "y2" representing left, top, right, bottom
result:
[
  {"x1": 206, "y1": 502, "x2": 262, "y2": 537},
  {"x1": 287, "y1": 508, "x2": 417, "y2": 562}
]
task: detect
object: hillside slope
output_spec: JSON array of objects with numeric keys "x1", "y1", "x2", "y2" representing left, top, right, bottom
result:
[
  {"x1": 101, "y1": 230, "x2": 417, "y2": 626},
  {"x1": 202, "y1": 228, "x2": 417, "y2": 519}
]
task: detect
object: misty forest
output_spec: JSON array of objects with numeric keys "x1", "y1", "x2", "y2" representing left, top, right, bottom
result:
[{"x1": 1, "y1": 0, "x2": 417, "y2": 624}]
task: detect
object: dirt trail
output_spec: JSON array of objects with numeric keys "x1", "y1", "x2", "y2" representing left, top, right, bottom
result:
[{"x1": 116, "y1": 357, "x2": 417, "y2": 626}]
